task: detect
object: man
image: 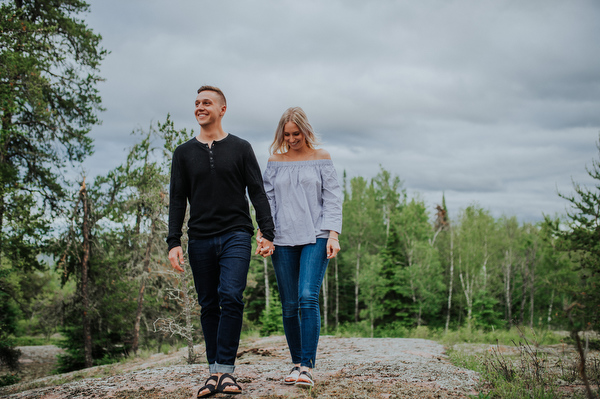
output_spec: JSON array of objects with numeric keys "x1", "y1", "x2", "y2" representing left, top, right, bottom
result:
[{"x1": 167, "y1": 85, "x2": 275, "y2": 397}]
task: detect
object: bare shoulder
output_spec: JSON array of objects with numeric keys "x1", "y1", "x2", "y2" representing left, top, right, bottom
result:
[
  {"x1": 314, "y1": 148, "x2": 331, "y2": 160},
  {"x1": 268, "y1": 153, "x2": 285, "y2": 162}
]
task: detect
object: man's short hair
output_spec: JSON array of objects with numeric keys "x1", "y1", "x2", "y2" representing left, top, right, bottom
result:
[{"x1": 197, "y1": 85, "x2": 227, "y2": 106}]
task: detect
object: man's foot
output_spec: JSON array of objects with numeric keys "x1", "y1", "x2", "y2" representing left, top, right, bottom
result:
[
  {"x1": 217, "y1": 373, "x2": 242, "y2": 394},
  {"x1": 284, "y1": 366, "x2": 301, "y2": 385},
  {"x1": 197, "y1": 375, "x2": 218, "y2": 398}
]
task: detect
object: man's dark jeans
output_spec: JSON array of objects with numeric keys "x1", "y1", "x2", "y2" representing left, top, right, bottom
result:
[{"x1": 188, "y1": 230, "x2": 252, "y2": 374}]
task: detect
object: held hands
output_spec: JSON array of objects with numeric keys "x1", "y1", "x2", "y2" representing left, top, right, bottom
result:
[
  {"x1": 168, "y1": 246, "x2": 185, "y2": 273},
  {"x1": 255, "y1": 229, "x2": 275, "y2": 258}
]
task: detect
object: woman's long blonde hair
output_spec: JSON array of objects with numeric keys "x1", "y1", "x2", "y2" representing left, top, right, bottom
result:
[{"x1": 269, "y1": 107, "x2": 320, "y2": 155}]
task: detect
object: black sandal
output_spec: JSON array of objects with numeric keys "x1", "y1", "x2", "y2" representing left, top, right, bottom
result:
[
  {"x1": 217, "y1": 373, "x2": 243, "y2": 395},
  {"x1": 197, "y1": 375, "x2": 218, "y2": 398}
]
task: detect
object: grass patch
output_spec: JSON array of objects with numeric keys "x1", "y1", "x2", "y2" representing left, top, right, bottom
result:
[
  {"x1": 447, "y1": 333, "x2": 600, "y2": 399},
  {"x1": 10, "y1": 336, "x2": 62, "y2": 346},
  {"x1": 0, "y1": 373, "x2": 21, "y2": 388}
]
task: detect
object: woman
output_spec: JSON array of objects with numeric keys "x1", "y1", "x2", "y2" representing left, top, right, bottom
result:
[{"x1": 256, "y1": 106, "x2": 343, "y2": 388}]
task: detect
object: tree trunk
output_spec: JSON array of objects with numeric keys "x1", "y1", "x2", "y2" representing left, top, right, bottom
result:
[
  {"x1": 445, "y1": 228, "x2": 454, "y2": 333},
  {"x1": 529, "y1": 250, "x2": 536, "y2": 329},
  {"x1": 183, "y1": 278, "x2": 196, "y2": 364},
  {"x1": 519, "y1": 259, "x2": 527, "y2": 325},
  {"x1": 0, "y1": 111, "x2": 12, "y2": 262},
  {"x1": 370, "y1": 287, "x2": 374, "y2": 338},
  {"x1": 80, "y1": 179, "x2": 93, "y2": 368},
  {"x1": 385, "y1": 205, "x2": 390, "y2": 241},
  {"x1": 264, "y1": 257, "x2": 270, "y2": 312},
  {"x1": 0, "y1": 184, "x2": 4, "y2": 265},
  {"x1": 354, "y1": 242, "x2": 361, "y2": 323},
  {"x1": 323, "y1": 268, "x2": 328, "y2": 333},
  {"x1": 132, "y1": 219, "x2": 156, "y2": 354},
  {"x1": 504, "y1": 250, "x2": 513, "y2": 328},
  {"x1": 458, "y1": 257, "x2": 473, "y2": 330},
  {"x1": 335, "y1": 256, "x2": 339, "y2": 329},
  {"x1": 547, "y1": 289, "x2": 555, "y2": 329}
]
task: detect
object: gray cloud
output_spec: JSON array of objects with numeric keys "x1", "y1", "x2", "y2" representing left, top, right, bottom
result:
[{"x1": 82, "y1": 0, "x2": 600, "y2": 223}]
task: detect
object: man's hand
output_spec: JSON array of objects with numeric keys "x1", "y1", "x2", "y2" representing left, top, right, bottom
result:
[{"x1": 168, "y1": 246, "x2": 185, "y2": 272}]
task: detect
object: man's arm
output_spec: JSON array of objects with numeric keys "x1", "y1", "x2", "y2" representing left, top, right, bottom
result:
[{"x1": 166, "y1": 148, "x2": 187, "y2": 272}]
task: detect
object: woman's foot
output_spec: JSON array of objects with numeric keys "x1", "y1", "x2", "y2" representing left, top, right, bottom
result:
[
  {"x1": 284, "y1": 366, "x2": 301, "y2": 385},
  {"x1": 217, "y1": 373, "x2": 243, "y2": 395},
  {"x1": 295, "y1": 370, "x2": 314, "y2": 387},
  {"x1": 197, "y1": 375, "x2": 218, "y2": 398}
]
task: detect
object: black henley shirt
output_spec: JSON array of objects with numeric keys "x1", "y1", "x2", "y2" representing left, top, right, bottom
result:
[{"x1": 166, "y1": 134, "x2": 275, "y2": 250}]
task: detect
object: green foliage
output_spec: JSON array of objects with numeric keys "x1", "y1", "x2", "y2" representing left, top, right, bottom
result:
[
  {"x1": 557, "y1": 134, "x2": 600, "y2": 332},
  {"x1": 259, "y1": 290, "x2": 283, "y2": 336},
  {"x1": 0, "y1": 373, "x2": 21, "y2": 387},
  {"x1": 439, "y1": 326, "x2": 564, "y2": 347},
  {"x1": 10, "y1": 336, "x2": 62, "y2": 346},
  {"x1": 0, "y1": 267, "x2": 22, "y2": 375},
  {"x1": 374, "y1": 320, "x2": 410, "y2": 338},
  {"x1": 472, "y1": 291, "x2": 505, "y2": 331},
  {"x1": 449, "y1": 340, "x2": 564, "y2": 399},
  {"x1": 335, "y1": 320, "x2": 376, "y2": 338},
  {"x1": 0, "y1": 0, "x2": 106, "y2": 273},
  {"x1": 1, "y1": 1, "x2": 106, "y2": 376},
  {"x1": 55, "y1": 246, "x2": 138, "y2": 372}
]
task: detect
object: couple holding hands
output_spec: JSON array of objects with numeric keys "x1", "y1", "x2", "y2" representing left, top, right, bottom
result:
[{"x1": 167, "y1": 86, "x2": 342, "y2": 397}]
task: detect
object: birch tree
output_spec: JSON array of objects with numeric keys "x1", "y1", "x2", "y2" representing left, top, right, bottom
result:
[
  {"x1": 498, "y1": 216, "x2": 520, "y2": 328},
  {"x1": 394, "y1": 198, "x2": 444, "y2": 327},
  {"x1": 454, "y1": 205, "x2": 495, "y2": 329},
  {"x1": 341, "y1": 176, "x2": 381, "y2": 322}
]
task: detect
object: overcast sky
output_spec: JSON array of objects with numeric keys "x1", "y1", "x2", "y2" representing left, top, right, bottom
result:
[{"x1": 81, "y1": 0, "x2": 600, "y2": 223}]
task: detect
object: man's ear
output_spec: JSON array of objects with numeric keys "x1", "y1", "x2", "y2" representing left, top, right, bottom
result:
[{"x1": 220, "y1": 105, "x2": 227, "y2": 117}]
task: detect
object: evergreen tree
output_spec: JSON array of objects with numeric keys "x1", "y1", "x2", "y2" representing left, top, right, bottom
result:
[
  {"x1": 378, "y1": 224, "x2": 411, "y2": 326},
  {"x1": 557, "y1": 135, "x2": 600, "y2": 331},
  {"x1": 0, "y1": 0, "x2": 106, "y2": 265},
  {"x1": 1, "y1": 0, "x2": 106, "y2": 369},
  {"x1": 394, "y1": 198, "x2": 445, "y2": 327}
]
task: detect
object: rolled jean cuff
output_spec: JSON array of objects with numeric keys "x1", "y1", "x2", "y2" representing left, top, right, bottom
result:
[{"x1": 209, "y1": 362, "x2": 236, "y2": 374}]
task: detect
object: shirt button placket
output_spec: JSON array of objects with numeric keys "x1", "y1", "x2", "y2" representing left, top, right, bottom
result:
[{"x1": 209, "y1": 144, "x2": 215, "y2": 174}]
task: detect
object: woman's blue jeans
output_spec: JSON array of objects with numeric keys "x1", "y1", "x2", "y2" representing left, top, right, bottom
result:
[
  {"x1": 271, "y1": 238, "x2": 329, "y2": 368},
  {"x1": 188, "y1": 230, "x2": 251, "y2": 374}
]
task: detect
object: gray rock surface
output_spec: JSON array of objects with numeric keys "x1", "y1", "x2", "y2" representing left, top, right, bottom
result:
[{"x1": 1, "y1": 335, "x2": 480, "y2": 398}]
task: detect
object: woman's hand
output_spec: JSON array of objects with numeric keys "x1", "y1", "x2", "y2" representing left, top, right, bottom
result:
[{"x1": 327, "y1": 231, "x2": 340, "y2": 259}]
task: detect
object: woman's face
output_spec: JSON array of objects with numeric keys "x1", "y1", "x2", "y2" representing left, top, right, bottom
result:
[{"x1": 283, "y1": 122, "x2": 306, "y2": 151}]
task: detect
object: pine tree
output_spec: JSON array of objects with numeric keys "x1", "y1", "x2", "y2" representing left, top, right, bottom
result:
[
  {"x1": 1, "y1": 0, "x2": 106, "y2": 265},
  {"x1": 557, "y1": 134, "x2": 600, "y2": 331}
]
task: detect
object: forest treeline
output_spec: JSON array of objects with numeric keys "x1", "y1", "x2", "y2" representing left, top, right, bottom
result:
[
  {"x1": 1, "y1": 114, "x2": 599, "y2": 373},
  {"x1": 1, "y1": 0, "x2": 598, "y2": 378}
]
